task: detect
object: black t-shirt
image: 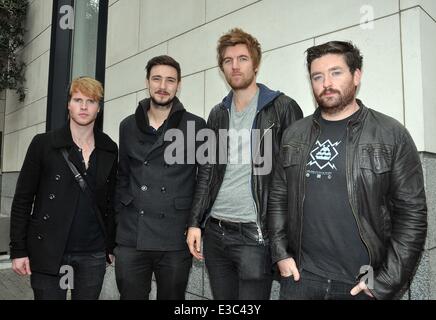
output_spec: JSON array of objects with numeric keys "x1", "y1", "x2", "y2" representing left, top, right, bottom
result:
[
  {"x1": 65, "y1": 146, "x2": 105, "y2": 254},
  {"x1": 301, "y1": 114, "x2": 369, "y2": 284}
]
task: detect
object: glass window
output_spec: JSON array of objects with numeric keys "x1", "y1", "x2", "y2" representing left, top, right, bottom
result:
[{"x1": 71, "y1": 0, "x2": 100, "y2": 79}]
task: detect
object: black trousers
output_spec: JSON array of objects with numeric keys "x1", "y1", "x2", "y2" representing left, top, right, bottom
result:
[
  {"x1": 280, "y1": 269, "x2": 375, "y2": 300},
  {"x1": 114, "y1": 245, "x2": 192, "y2": 300},
  {"x1": 31, "y1": 252, "x2": 106, "y2": 300},
  {"x1": 203, "y1": 218, "x2": 273, "y2": 300}
]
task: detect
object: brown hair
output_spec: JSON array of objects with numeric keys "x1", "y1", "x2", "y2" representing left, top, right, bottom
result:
[
  {"x1": 146, "y1": 55, "x2": 181, "y2": 81},
  {"x1": 306, "y1": 41, "x2": 363, "y2": 74},
  {"x1": 217, "y1": 28, "x2": 262, "y2": 72},
  {"x1": 69, "y1": 77, "x2": 104, "y2": 102}
]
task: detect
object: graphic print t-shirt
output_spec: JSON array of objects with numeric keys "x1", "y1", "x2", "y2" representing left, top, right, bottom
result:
[{"x1": 301, "y1": 114, "x2": 369, "y2": 284}]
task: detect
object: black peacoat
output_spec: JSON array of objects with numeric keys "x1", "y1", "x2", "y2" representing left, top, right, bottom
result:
[
  {"x1": 115, "y1": 97, "x2": 206, "y2": 251},
  {"x1": 9, "y1": 125, "x2": 118, "y2": 275}
]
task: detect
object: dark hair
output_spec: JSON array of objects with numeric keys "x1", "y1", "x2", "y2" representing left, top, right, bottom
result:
[
  {"x1": 306, "y1": 41, "x2": 363, "y2": 74},
  {"x1": 217, "y1": 28, "x2": 262, "y2": 72},
  {"x1": 146, "y1": 55, "x2": 181, "y2": 81}
]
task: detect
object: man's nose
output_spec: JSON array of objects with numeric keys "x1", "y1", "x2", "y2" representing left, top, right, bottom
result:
[{"x1": 323, "y1": 75, "x2": 333, "y2": 88}]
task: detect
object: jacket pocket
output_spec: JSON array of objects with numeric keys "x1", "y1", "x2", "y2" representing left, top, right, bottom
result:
[
  {"x1": 120, "y1": 194, "x2": 134, "y2": 206},
  {"x1": 359, "y1": 144, "x2": 392, "y2": 174},
  {"x1": 281, "y1": 144, "x2": 302, "y2": 168}
]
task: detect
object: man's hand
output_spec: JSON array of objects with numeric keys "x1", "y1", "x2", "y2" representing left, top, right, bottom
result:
[
  {"x1": 277, "y1": 258, "x2": 300, "y2": 281},
  {"x1": 186, "y1": 227, "x2": 203, "y2": 260},
  {"x1": 12, "y1": 257, "x2": 32, "y2": 276},
  {"x1": 108, "y1": 254, "x2": 115, "y2": 265},
  {"x1": 350, "y1": 281, "x2": 374, "y2": 298}
]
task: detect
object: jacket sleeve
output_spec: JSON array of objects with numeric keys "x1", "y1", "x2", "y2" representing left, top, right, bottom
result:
[
  {"x1": 279, "y1": 96, "x2": 303, "y2": 134},
  {"x1": 372, "y1": 129, "x2": 427, "y2": 300},
  {"x1": 9, "y1": 134, "x2": 44, "y2": 259},
  {"x1": 188, "y1": 112, "x2": 215, "y2": 228},
  {"x1": 268, "y1": 132, "x2": 293, "y2": 264},
  {"x1": 114, "y1": 120, "x2": 130, "y2": 219},
  {"x1": 106, "y1": 148, "x2": 118, "y2": 254}
]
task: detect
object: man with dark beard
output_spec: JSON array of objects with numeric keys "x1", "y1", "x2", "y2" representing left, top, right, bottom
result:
[
  {"x1": 114, "y1": 55, "x2": 206, "y2": 299},
  {"x1": 186, "y1": 28, "x2": 303, "y2": 300},
  {"x1": 268, "y1": 41, "x2": 427, "y2": 300}
]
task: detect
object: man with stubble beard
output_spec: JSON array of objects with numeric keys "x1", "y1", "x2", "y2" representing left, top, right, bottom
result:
[{"x1": 114, "y1": 55, "x2": 206, "y2": 300}]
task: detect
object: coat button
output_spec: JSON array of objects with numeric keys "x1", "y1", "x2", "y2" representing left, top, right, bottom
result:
[
  {"x1": 144, "y1": 161, "x2": 149, "y2": 166},
  {"x1": 55, "y1": 175, "x2": 61, "y2": 181},
  {"x1": 161, "y1": 187, "x2": 166, "y2": 193},
  {"x1": 49, "y1": 194, "x2": 56, "y2": 200},
  {"x1": 43, "y1": 214, "x2": 50, "y2": 221},
  {"x1": 139, "y1": 210, "x2": 145, "y2": 216},
  {"x1": 37, "y1": 235, "x2": 43, "y2": 240},
  {"x1": 141, "y1": 185, "x2": 148, "y2": 192}
]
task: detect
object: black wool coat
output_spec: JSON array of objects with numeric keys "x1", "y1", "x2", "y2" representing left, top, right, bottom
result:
[
  {"x1": 9, "y1": 125, "x2": 118, "y2": 275},
  {"x1": 115, "y1": 97, "x2": 206, "y2": 251}
]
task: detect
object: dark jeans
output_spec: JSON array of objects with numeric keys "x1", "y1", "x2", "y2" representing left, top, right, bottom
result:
[
  {"x1": 31, "y1": 252, "x2": 106, "y2": 300},
  {"x1": 280, "y1": 269, "x2": 375, "y2": 300},
  {"x1": 114, "y1": 245, "x2": 192, "y2": 300},
  {"x1": 203, "y1": 217, "x2": 273, "y2": 300}
]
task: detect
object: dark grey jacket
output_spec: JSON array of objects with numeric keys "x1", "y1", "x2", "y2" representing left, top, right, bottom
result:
[
  {"x1": 115, "y1": 97, "x2": 206, "y2": 251},
  {"x1": 268, "y1": 100, "x2": 427, "y2": 300}
]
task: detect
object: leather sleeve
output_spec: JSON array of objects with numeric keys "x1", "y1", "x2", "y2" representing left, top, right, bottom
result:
[{"x1": 372, "y1": 129, "x2": 427, "y2": 300}]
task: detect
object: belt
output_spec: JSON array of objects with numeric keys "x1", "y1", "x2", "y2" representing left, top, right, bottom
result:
[{"x1": 209, "y1": 217, "x2": 256, "y2": 232}]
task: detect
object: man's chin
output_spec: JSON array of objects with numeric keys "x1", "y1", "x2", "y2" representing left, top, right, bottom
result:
[{"x1": 151, "y1": 97, "x2": 174, "y2": 108}]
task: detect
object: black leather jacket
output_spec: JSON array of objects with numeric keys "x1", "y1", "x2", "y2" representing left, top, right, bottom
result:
[
  {"x1": 188, "y1": 84, "x2": 303, "y2": 240},
  {"x1": 268, "y1": 101, "x2": 427, "y2": 300}
]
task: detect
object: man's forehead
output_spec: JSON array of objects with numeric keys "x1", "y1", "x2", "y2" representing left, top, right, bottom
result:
[
  {"x1": 224, "y1": 44, "x2": 250, "y2": 56},
  {"x1": 149, "y1": 64, "x2": 178, "y2": 77},
  {"x1": 312, "y1": 53, "x2": 347, "y2": 66}
]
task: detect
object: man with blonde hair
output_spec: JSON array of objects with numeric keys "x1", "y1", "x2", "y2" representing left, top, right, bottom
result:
[
  {"x1": 187, "y1": 28, "x2": 303, "y2": 299},
  {"x1": 10, "y1": 76, "x2": 118, "y2": 300}
]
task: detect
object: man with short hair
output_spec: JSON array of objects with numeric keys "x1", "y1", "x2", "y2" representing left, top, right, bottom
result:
[
  {"x1": 114, "y1": 55, "x2": 206, "y2": 300},
  {"x1": 268, "y1": 41, "x2": 427, "y2": 300},
  {"x1": 10, "y1": 77, "x2": 118, "y2": 300},
  {"x1": 187, "y1": 28, "x2": 303, "y2": 300}
]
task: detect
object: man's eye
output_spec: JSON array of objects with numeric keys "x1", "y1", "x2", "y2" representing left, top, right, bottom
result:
[{"x1": 312, "y1": 75, "x2": 323, "y2": 82}]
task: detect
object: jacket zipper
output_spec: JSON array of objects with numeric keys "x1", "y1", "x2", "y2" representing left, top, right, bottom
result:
[
  {"x1": 346, "y1": 124, "x2": 372, "y2": 274},
  {"x1": 298, "y1": 123, "x2": 320, "y2": 266},
  {"x1": 251, "y1": 110, "x2": 265, "y2": 244}
]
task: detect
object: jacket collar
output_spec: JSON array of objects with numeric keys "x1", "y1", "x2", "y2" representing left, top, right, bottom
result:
[
  {"x1": 313, "y1": 99, "x2": 368, "y2": 126},
  {"x1": 221, "y1": 83, "x2": 282, "y2": 112},
  {"x1": 135, "y1": 97, "x2": 186, "y2": 134},
  {"x1": 52, "y1": 123, "x2": 117, "y2": 152}
]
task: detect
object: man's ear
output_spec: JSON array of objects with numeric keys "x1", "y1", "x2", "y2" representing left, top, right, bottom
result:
[{"x1": 353, "y1": 69, "x2": 362, "y2": 87}]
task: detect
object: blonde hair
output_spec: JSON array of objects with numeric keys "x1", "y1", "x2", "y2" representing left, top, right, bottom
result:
[{"x1": 69, "y1": 77, "x2": 103, "y2": 102}]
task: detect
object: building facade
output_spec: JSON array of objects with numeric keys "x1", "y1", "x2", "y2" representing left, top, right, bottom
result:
[{"x1": 1, "y1": 0, "x2": 435, "y2": 299}]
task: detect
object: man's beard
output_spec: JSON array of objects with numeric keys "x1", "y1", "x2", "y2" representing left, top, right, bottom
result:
[
  {"x1": 316, "y1": 83, "x2": 356, "y2": 115},
  {"x1": 150, "y1": 94, "x2": 175, "y2": 109},
  {"x1": 226, "y1": 73, "x2": 256, "y2": 90}
]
